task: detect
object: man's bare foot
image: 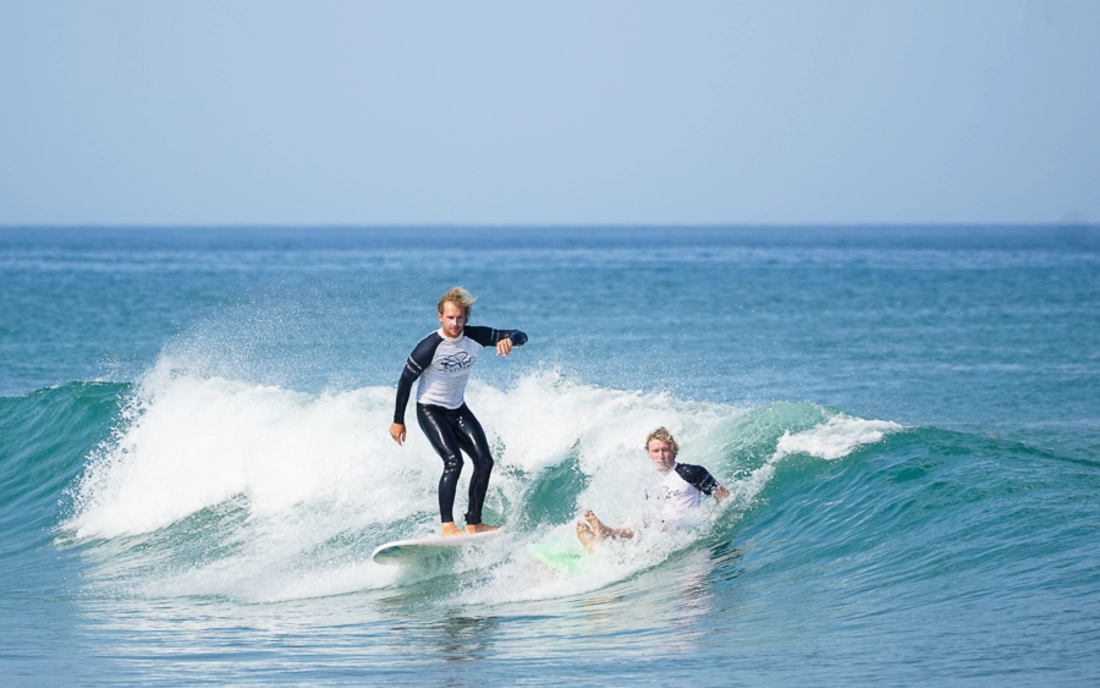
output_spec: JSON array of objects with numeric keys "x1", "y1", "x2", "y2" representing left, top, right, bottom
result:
[
  {"x1": 466, "y1": 523, "x2": 500, "y2": 534},
  {"x1": 576, "y1": 521, "x2": 596, "y2": 553},
  {"x1": 582, "y1": 509, "x2": 633, "y2": 541},
  {"x1": 584, "y1": 510, "x2": 607, "y2": 540},
  {"x1": 441, "y1": 522, "x2": 465, "y2": 537}
]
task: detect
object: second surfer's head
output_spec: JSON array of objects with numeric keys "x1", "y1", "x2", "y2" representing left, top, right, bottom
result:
[{"x1": 646, "y1": 427, "x2": 679, "y2": 472}]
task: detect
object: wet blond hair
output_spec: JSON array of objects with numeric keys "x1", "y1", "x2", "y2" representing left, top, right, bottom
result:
[
  {"x1": 438, "y1": 287, "x2": 477, "y2": 319},
  {"x1": 645, "y1": 427, "x2": 679, "y2": 456}
]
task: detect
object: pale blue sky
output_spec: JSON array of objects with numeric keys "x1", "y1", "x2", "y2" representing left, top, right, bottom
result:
[{"x1": 1, "y1": 1, "x2": 1097, "y2": 225}]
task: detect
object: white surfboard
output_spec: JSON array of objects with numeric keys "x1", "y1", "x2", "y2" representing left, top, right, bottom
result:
[{"x1": 371, "y1": 529, "x2": 504, "y2": 566}]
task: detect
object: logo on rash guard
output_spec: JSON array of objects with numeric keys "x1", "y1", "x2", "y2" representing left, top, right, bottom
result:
[
  {"x1": 644, "y1": 487, "x2": 683, "y2": 501},
  {"x1": 439, "y1": 351, "x2": 474, "y2": 372}
]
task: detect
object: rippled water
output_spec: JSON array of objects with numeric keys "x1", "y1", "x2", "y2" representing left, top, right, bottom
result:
[{"x1": 2, "y1": 226, "x2": 1098, "y2": 685}]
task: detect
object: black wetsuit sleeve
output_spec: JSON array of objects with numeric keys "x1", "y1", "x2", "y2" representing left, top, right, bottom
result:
[
  {"x1": 393, "y1": 333, "x2": 442, "y2": 425},
  {"x1": 675, "y1": 463, "x2": 721, "y2": 496},
  {"x1": 463, "y1": 326, "x2": 528, "y2": 348}
]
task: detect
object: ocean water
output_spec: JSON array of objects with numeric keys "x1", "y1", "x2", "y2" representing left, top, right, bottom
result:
[{"x1": 2, "y1": 226, "x2": 1099, "y2": 686}]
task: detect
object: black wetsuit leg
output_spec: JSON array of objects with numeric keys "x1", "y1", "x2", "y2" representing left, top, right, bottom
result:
[
  {"x1": 452, "y1": 406, "x2": 494, "y2": 526},
  {"x1": 416, "y1": 403, "x2": 495, "y2": 525}
]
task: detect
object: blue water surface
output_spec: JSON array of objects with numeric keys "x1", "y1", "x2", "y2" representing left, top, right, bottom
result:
[{"x1": 1, "y1": 226, "x2": 1098, "y2": 686}]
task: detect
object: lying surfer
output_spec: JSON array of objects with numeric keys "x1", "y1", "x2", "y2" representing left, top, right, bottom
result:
[
  {"x1": 576, "y1": 427, "x2": 729, "y2": 553},
  {"x1": 390, "y1": 287, "x2": 527, "y2": 537}
]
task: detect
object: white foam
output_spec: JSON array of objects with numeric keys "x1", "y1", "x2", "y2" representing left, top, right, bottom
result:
[
  {"x1": 457, "y1": 522, "x2": 700, "y2": 606},
  {"x1": 67, "y1": 373, "x2": 414, "y2": 540},
  {"x1": 775, "y1": 415, "x2": 902, "y2": 461}
]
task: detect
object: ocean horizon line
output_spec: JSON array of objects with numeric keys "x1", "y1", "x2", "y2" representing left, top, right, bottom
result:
[{"x1": 1, "y1": 221, "x2": 1097, "y2": 232}]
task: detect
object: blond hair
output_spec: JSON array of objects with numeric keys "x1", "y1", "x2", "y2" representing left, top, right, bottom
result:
[
  {"x1": 437, "y1": 287, "x2": 477, "y2": 319},
  {"x1": 645, "y1": 427, "x2": 679, "y2": 456}
]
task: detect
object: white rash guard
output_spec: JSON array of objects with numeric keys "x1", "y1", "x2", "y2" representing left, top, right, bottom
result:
[
  {"x1": 393, "y1": 325, "x2": 526, "y2": 424},
  {"x1": 647, "y1": 462, "x2": 721, "y2": 524}
]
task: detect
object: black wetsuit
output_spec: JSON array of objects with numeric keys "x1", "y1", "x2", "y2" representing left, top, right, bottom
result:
[{"x1": 394, "y1": 326, "x2": 527, "y2": 525}]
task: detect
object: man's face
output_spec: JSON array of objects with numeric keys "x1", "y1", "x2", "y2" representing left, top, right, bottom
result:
[
  {"x1": 438, "y1": 301, "x2": 467, "y2": 338},
  {"x1": 647, "y1": 439, "x2": 676, "y2": 472}
]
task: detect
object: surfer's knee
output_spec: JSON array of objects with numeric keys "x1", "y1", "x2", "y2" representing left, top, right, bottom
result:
[
  {"x1": 462, "y1": 443, "x2": 493, "y2": 475},
  {"x1": 473, "y1": 453, "x2": 494, "y2": 474},
  {"x1": 441, "y1": 452, "x2": 464, "y2": 476}
]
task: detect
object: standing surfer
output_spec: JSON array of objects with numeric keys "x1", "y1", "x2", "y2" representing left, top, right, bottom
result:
[{"x1": 390, "y1": 287, "x2": 527, "y2": 537}]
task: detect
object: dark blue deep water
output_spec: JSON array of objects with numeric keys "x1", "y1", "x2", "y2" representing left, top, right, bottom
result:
[{"x1": 2, "y1": 226, "x2": 1098, "y2": 685}]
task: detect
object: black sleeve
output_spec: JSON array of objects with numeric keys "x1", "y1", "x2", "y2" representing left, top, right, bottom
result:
[
  {"x1": 464, "y1": 326, "x2": 528, "y2": 348},
  {"x1": 393, "y1": 333, "x2": 442, "y2": 425},
  {"x1": 675, "y1": 463, "x2": 720, "y2": 496}
]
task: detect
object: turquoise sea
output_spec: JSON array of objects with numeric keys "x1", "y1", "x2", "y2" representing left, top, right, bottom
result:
[{"x1": 2, "y1": 226, "x2": 1099, "y2": 686}]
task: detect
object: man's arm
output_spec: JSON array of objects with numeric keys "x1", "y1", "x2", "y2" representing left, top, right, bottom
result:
[
  {"x1": 465, "y1": 326, "x2": 528, "y2": 355},
  {"x1": 390, "y1": 334, "x2": 442, "y2": 444},
  {"x1": 676, "y1": 463, "x2": 729, "y2": 503}
]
